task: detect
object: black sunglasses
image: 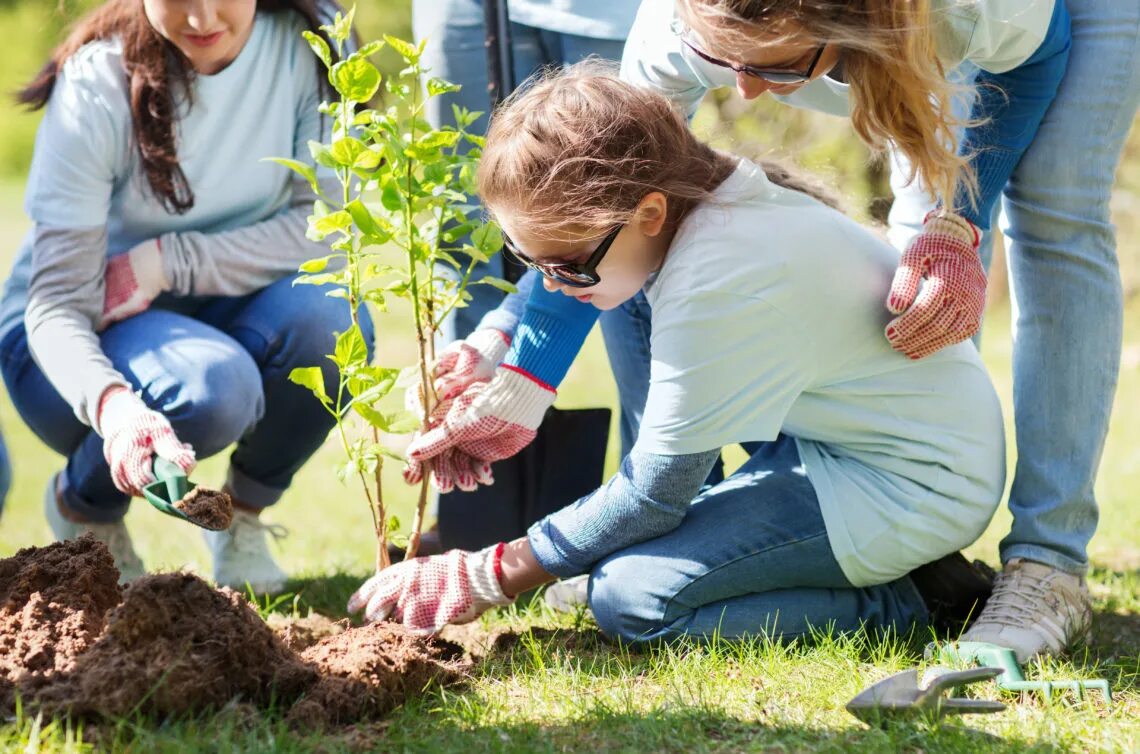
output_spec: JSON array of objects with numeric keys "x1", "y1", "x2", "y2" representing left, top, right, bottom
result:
[
  {"x1": 503, "y1": 225, "x2": 623, "y2": 288},
  {"x1": 679, "y1": 33, "x2": 826, "y2": 84}
]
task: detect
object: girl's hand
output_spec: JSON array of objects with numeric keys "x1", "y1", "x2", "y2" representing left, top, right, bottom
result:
[
  {"x1": 100, "y1": 238, "x2": 169, "y2": 329},
  {"x1": 885, "y1": 211, "x2": 987, "y2": 359},
  {"x1": 404, "y1": 366, "x2": 556, "y2": 488},
  {"x1": 432, "y1": 328, "x2": 511, "y2": 401},
  {"x1": 97, "y1": 387, "x2": 196, "y2": 496},
  {"x1": 347, "y1": 543, "x2": 514, "y2": 635},
  {"x1": 401, "y1": 328, "x2": 511, "y2": 492}
]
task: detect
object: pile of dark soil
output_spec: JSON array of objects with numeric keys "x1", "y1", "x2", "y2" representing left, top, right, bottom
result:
[
  {"x1": 287, "y1": 622, "x2": 467, "y2": 727},
  {"x1": 173, "y1": 487, "x2": 233, "y2": 530},
  {"x1": 0, "y1": 537, "x2": 468, "y2": 726},
  {"x1": 267, "y1": 612, "x2": 348, "y2": 652},
  {"x1": 0, "y1": 537, "x2": 121, "y2": 692}
]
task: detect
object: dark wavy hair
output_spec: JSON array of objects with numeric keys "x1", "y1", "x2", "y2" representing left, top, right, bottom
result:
[{"x1": 17, "y1": 0, "x2": 342, "y2": 214}]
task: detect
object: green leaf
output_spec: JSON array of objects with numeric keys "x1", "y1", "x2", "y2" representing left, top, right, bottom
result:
[
  {"x1": 380, "y1": 179, "x2": 403, "y2": 212},
  {"x1": 471, "y1": 222, "x2": 504, "y2": 255},
  {"x1": 308, "y1": 141, "x2": 339, "y2": 170},
  {"x1": 302, "y1": 31, "x2": 332, "y2": 68},
  {"x1": 331, "y1": 56, "x2": 381, "y2": 103},
  {"x1": 384, "y1": 410, "x2": 422, "y2": 434},
  {"x1": 475, "y1": 276, "x2": 517, "y2": 294},
  {"x1": 333, "y1": 324, "x2": 370, "y2": 369},
  {"x1": 383, "y1": 35, "x2": 420, "y2": 64},
  {"x1": 329, "y1": 136, "x2": 367, "y2": 167},
  {"x1": 330, "y1": 6, "x2": 355, "y2": 46},
  {"x1": 357, "y1": 39, "x2": 385, "y2": 59},
  {"x1": 353, "y1": 402, "x2": 390, "y2": 430},
  {"x1": 313, "y1": 210, "x2": 353, "y2": 236},
  {"x1": 263, "y1": 157, "x2": 319, "y2": 193},
  {"x1": 426, "y1": 77, "x2": 461, "y2": 97},
  {"x1": 289, "y1": 366, "x2": 330, "y2": 406},
  {"x1": 299, "y1": 255, "x2": 332, "y2": 273},
  {"x1": 345, "y1": 199, "x2": 390, "y2": 243}
]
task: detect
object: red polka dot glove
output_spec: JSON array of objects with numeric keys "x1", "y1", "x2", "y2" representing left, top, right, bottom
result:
[
  {"x1": 404, "y1": 366, "x2": 555, "y2": 489},
  {"x1": 347, "y1": 543, "x2": 515, "y2": 635},
  {"x1": 100, "y1": 239, "x2": 169, "y2": 330},
  {"x1": 885, "y1": 210, "x2": 987, "y2": 360},
  {"x1": 96, "y1": 388, "x2": 196, "y2": 496},
  {"x1": 433, "y1": 328, "x2": 511, "y2": 401},
  {"x1": 402, "y1": 447, "x2": 495, "y2": 494}
]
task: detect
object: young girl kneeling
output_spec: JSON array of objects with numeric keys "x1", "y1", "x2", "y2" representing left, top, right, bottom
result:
[{"x1": 349, "y1": 64, "x2": 1005, "y2": 643}]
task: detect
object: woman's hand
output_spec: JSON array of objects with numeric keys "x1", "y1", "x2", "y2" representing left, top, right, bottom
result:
[
  {"x1": 96, "y1": 387, "x2": 196, "y2": 496},
  {"x1": 403, "y1": 366, "x2": 556, "y2": 491},
  {"x1": 347, "y1": 543, "x2": 515, "y2": 635},
  {"x1": 100, "y1": 238, "x2": 169, "y2": 329},
  {"x1": 885, "y1": 211, "x2": 987, "y2": 359}
]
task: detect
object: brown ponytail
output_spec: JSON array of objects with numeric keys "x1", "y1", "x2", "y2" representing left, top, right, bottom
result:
[{"x1": 18, "y1": 0, "x2": 342, "y2": 215}]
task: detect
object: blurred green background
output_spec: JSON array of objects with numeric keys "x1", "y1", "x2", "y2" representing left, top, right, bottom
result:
[{"x1": 0, "y1": 0, "x2": 1138, "y2": 582}]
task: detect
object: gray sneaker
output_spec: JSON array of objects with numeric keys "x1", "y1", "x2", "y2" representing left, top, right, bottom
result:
[
  {"x1": 43, "y1": 472, "x2": 145, "y2": 584},
  {"x1": 961, "y1": 558, "x2": 1091, "y2": 663},
  {"x1": 203, "y1": 509, "x2": 288, "y2": 594}
]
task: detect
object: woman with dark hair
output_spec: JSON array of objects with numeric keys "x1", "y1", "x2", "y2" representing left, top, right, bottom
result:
[{"x1": 0, "y1": 0, "x2": 370, "y2": 591}]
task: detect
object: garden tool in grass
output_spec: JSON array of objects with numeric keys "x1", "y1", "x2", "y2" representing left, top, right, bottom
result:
[
  {"x1": 846, "y1": 667, "x2": 1006, "y2": 727},
  {"x1": 143, "y1": 456, "x2": 233, "y2": 531},
  {"x1": 926, "y1": 641, "x2": 1112, "y2": 705}
]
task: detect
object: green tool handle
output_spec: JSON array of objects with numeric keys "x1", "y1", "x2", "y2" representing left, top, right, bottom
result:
[{"x1": 152, "y1": 456, "x2": 189, "y2": 501}]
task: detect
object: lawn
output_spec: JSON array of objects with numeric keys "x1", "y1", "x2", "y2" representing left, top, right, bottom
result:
[{"x1": 0, "y1": 164, "x2": 1137, "y2": 751}]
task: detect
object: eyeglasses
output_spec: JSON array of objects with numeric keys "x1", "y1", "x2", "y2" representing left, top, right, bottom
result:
[
  {"x1": 673, "y1": 20, "x2": 827, "y2": 84},
  {"x1": 503, "y1": 225, "x2": 623, "y2": 288}
]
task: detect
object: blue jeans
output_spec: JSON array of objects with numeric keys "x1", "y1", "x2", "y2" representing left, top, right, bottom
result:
[
  {"x1": 0, "y1": 276, "x2": 372, "y2": 523},
  {"x1": 413, "y1": 0, "x2": 627, "y2": 341},
  {"x1": 590, "y1": 296, "x2": 928, "y2": 643},
  {"x1": 888, "y1": 0, "x2": 1140, "y2": 574},
  {"x1": 0, "y1": 426, "x2": 10, "y2": 516}
]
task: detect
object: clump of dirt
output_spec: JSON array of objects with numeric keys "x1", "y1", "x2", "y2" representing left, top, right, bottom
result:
[
  {"x1": 22, "y1": 573, "x2": 317, "y2": 719},
  {"x1": 267, "y1": 613, "x2": 348, "y2": 652},
  {"x1": 0, "y1": 540, "x2": 472, "y2": 728},
  {"x1": 286, "y1": 622, "x2": 468, "y2": 728},
  {"x1": 174, "y1": 487, "x2": 233, "y2": 530},
  {"x1": 0, "y1": 536, "x2": 121, "y2": 686}
]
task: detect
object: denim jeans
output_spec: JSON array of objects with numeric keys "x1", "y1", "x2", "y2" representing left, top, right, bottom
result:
[
  {"x1": 888, "y1": 0, "x2": 1140, "y2": 575},
  {"x1": 590, "y1": 295, "x2": 928, "y2": 643},
  {"x1": 413, "y1": 0, "x2": 627, "y2": 342},
  {"x1": 0, "y1": 275, "x2": 372, "y2": 523},
  {"x1": 0, "y1": 426, "x2": 10, "y2": 516}
]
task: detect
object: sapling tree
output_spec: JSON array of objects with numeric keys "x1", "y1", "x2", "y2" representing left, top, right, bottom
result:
[{"x1": 274, "y1": 7, "x2": 510, "y2": 572}]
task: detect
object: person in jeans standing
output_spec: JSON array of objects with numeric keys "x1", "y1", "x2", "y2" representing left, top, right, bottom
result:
[{"x1": 0, "y1": 0, "x2": 369, "y2": 590}]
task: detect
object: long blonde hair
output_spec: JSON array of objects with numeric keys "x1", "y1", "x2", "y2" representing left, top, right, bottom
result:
[
  {"x1": 478, "y1": 61, "x2": 840, "y2": 241},
  {"x1": 681, "y1": 0, "x2": 976, "y2": 210}
]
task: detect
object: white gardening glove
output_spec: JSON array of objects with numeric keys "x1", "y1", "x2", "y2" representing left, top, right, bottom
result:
[
  {"x1": 100, "y1": 238, "x2": 169, "y2": 329},
  {"x1": 347, "y1": 543, "x2": 515, "y2": 635},
  {"x1": 403, "y1": 366, "x2": 555, "y2": 492},
  {"x1": 96, "y1": 387, "x2": 196, "y2": 496}
]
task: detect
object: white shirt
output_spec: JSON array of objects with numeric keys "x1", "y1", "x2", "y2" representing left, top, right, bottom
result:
[
  {"x1": 621, "y1": 0, "x2": 1057, "y2": 118},
  {"x1": 509, "y1": 0, "x2": 641, "y2": 40},
  {"x1": 638, "y1": 160, "x2": 1006, "y2": 585}
]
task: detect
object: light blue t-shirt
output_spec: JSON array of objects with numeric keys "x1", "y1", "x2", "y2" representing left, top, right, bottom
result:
[
  {"x1": 638, "y1": 160, "x2": 1006, "y2": 586},
  {"x1": 508, "y1": 1, "x2": 640, "y2": 40},
  {"x1": 0, "y1": 9, "x2": 326, "y2": 340}
]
